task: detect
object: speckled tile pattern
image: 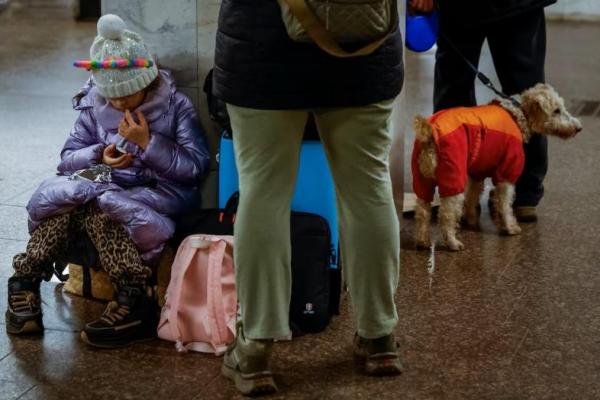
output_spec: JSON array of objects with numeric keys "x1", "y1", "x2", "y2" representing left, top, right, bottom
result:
[
  {"x1": 1, "y1": 1, "x2": 599, "y2": 399},
  {"x1": 0, "y1": 239, "x2": 26, "y2": 278},
  {"x1": 0, "y1": 206, "x2": 29, "y2": 242},
  {"x1": 0, "y1": 330, "x2": 224, "y2": 400}
]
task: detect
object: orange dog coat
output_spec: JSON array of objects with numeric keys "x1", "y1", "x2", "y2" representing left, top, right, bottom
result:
[{"x1": 412, "y1": 103, "x2": 525, "y2": 202}]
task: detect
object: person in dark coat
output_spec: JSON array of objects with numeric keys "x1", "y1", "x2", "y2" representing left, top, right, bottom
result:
[
  {"x1": 412, "y1": 0, "x2": 557, "y2": 221},
  {"x1": 214, "y1": 0, "x2": 404, "y2": 395}
]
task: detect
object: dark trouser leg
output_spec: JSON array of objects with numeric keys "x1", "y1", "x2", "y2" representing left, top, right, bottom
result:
[
  {"x1": 487, "y1": 9, "x2": 548, "y2": 207},
  {"x1": 13, "y1": 212, "x2": 73, "y2": 280},
  {"x1": 514, "y1": 135, "x2": 548, "y2": 206},
  {"x1": 434, "y1": 22, "x2": 486, "y2": 111},
  {"x1": 82, "y1": 204, "x2": 151, "y2": 289}
]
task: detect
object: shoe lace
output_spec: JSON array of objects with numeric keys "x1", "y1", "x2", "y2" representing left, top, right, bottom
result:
[
  {"x1": 10, "y1": 290, "x2": 39, "y2": 314},
  {"x1": 100, "y1": 301, "x2": 130, "y2": 326}
]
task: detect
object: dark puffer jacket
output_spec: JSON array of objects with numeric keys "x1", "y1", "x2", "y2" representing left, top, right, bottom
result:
[
  {"x1": 436, "y1": 0, "x2": 557, "y2": 28},
  {"x1": 213, "y1": 0, "x2": 404, "y2": 110}
]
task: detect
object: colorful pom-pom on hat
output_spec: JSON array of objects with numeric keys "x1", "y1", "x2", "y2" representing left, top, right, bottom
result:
[{"x1": 97, "y1": 14, "x2": 126, "y2": 40}]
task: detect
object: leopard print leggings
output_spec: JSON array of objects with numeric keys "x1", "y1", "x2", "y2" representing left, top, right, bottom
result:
[{"x1": 13, "y1": 204, "x2": 152, "y2": 288}]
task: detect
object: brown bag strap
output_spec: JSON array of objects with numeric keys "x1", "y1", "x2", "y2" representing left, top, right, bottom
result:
[{"x1": 283, "y1": 0, "x2": 398, "y2": 58}]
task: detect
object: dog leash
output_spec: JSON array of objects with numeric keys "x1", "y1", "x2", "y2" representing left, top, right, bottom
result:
[{"x1": 438, "y1": 31, "x2": 522, "y2": 108}]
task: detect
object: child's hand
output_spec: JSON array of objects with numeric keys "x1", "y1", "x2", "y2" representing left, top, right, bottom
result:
[
  {"x1": 102, "y1": 144, "x2": 133, "y2": 169},
  {"x1": 119, "y1": 110, "x2": 150, "y2": 150}
]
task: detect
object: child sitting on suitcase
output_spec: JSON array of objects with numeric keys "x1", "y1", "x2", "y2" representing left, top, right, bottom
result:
[{"x1": 5, "y1": 14, "x2": 210, "y2": 348}]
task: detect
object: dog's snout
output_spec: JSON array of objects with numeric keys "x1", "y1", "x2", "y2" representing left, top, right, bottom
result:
[{"x1": 576, "y1": 126, "x2": 582, "y2": 133}]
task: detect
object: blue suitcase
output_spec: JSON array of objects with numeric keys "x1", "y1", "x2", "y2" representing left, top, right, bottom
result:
[{"x1": 218, "y1": 132, "x2": 339, "y2": 269}]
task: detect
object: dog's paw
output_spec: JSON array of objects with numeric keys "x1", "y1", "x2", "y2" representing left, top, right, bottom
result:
[
  {"x1": 416, "y1": 242, "x2": 431, "y2": 250},
  {"x1": 502, "y1": 224, "x2": 522, "y2": 236},
  {"x1": 447, "y1": 239, "x2": 465, "y2": 251},
  {"x1": 416, "y1": 239, "x2": 431, "y2": 250}
]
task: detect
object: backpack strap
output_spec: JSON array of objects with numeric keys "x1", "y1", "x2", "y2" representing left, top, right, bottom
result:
[
  {"x1": 158, "y1": 238, "x2": 198, "y2": 352},
  {"x1": 205, "y1": 239, "x2": 233, "y2": 355},
  {"x1": 282, "y1": 0, "x2": 399, "y2": 58}
]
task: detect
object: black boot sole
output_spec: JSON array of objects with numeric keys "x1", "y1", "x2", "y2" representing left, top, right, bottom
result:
[{"x1": 5, "y1": 311, "x2": 44, "y2": 335}]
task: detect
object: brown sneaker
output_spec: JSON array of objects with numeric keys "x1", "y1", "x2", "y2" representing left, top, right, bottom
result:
[
  {"x1": 514, "y1": 206, "x2": 538, "y2": 223},
  {"x1": 222, "y1": 323, "x2": 277, "y2": 396},
  {"x1": 354, "y1": 333, "x2": 402, "y2": 376}
]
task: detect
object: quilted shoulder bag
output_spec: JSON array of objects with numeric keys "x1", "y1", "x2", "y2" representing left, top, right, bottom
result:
[{"x1": 277, "y1": 0, "x2": 398, "y2": 58}]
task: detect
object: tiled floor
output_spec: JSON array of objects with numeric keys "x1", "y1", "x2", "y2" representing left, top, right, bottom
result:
[{"x1": 1, "y1": 1, "x2": 599, "y2": 399}]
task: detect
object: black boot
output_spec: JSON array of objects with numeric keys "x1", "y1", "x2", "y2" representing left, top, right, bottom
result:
[
  {"x1": 6, "y1": 276, "x2": 44, "y2": 335},
  {"x1": 80, "y1": 286, "x2": 158, "y2": 348}
]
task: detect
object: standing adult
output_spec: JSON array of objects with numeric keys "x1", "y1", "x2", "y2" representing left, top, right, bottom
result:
[
  {"x1": 413, "y1": 0, "x2": 557, "y2": 221},
  {"x1": 214, "y1": 0, "x2": 404, "y2": 395}
]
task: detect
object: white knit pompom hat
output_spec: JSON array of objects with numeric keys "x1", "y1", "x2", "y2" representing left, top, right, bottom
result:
[{"x1": 90, "y1": 14, "x2": 158, "y2": 98}]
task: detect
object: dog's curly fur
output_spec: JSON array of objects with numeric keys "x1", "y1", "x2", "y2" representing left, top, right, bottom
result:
[
  {"x1": 414, "y1": 116, "x2": 437, "y2": 179},
  {"x1": 413, "y1": 83, "x2": 582, "y2": 251}
]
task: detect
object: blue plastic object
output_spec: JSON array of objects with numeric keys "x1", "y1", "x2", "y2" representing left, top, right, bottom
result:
[
  {"x1": 218, "y1": 134, "x2": 339, "y2": 268},
  {"x1": 405, "y1": 9, "x2": 439, "y2": 52}
]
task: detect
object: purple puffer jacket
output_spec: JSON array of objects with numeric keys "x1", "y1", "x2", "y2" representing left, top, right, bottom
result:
[{"x1": 27, "y1": 70, "x2": 210, "y2": 263}]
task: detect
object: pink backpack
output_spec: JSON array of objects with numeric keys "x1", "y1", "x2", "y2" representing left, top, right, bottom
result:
[{"x1": 157, "y1": 235, "x2": 237, "y2": 355}]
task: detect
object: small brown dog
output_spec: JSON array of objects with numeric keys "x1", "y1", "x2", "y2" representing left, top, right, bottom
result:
[{"x1": 412, "y1": 83, "x2": 582, "y2": 251}]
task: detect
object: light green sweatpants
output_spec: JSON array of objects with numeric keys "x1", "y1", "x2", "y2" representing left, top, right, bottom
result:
[{"x1": 227, "y1": 100, "x2": 400, "y2": 340}]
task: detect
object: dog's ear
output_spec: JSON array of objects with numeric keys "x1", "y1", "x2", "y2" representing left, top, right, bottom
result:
[
  {"x1": 521, "y1": 84, "x2": 555, "y2": 131},
  {"x1": 414, "y1": 115, "x2": 433, "y2": 143},
  {"x1": 522, "y1": 83, "x2": 560, "y2": 115},
  {"x1": 521, "y1": 94, "x2": 545, "y2": 126}
]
